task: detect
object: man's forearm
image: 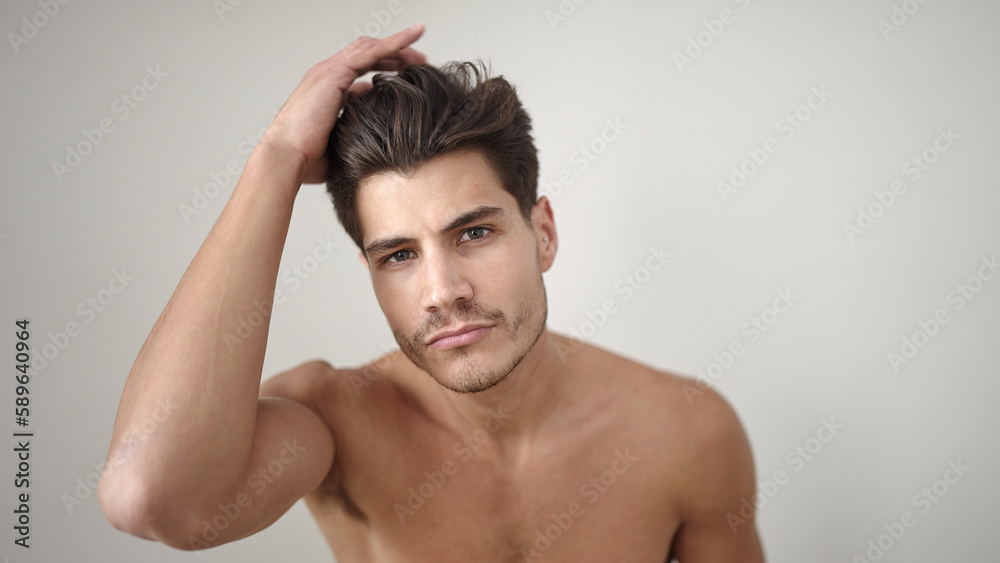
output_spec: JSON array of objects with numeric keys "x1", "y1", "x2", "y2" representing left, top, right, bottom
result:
[{"x1": 100, "y1": 142, "x2": 305, "y2": 524}]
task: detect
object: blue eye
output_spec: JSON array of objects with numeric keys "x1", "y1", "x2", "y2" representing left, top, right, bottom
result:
[{"x1": 460, "y1": 227, "x2": 490, "y2": 242}]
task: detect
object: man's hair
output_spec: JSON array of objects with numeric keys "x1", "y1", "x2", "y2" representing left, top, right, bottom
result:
[{"x1": 325, "y1": 60, "x2": 539, "y2": 251}]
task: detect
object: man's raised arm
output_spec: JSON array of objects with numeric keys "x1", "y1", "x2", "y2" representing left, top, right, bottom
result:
[{"x1": 97, "y1": 25, "x2": 427, "y2": 550}]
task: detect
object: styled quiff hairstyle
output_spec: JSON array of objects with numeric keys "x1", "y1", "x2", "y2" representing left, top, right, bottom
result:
[{"x1": 325, "y1": 60, "x2": 539, "y2": 250}]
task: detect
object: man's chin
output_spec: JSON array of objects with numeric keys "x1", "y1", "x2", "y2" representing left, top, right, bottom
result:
[
  {"x1": 434, "y1": 369, "x2": 510, "y2": 394},
  {"x1": 419, "y1": 347, "x2": 516, "y2": 393}
]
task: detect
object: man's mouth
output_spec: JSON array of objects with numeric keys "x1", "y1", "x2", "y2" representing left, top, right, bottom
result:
[{"x1": 426, "y1": 324, "x2": 494, "y2": 351}]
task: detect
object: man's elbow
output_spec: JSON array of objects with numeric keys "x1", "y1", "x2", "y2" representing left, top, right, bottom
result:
[{"x1": 98, "y1": 469, "x2": 212, "y2": 551}]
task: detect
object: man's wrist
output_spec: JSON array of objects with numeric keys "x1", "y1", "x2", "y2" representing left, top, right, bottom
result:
[{"x1": 249, "y1": 140, "x2": 310, "y2": 195}]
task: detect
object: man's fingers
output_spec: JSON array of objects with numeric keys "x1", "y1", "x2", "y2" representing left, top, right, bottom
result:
[
  {"x1": 369, "y1": 48, "x2": 427, "y2": 69},
  {"x1": 395, "y1": 46, "x2": 428, "y2": 66},
  {"x1": 378, "y1": 22, "x2": 425, "y2": 55},
  {"x1": 346, "y1": 80, "x2": 373, "y2": 99},
  {"x1": 304, "y1": 25, "x2": 426, "y2": 93},
  {"x1": 368, "y1": 54, "x2": 424, "y2": 72},
  {"x1": 340, "y1": 24, "x2": 425, "y2": 73}
]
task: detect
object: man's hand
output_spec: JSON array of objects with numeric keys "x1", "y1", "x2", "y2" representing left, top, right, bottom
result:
[{"x1": 260, "y1": 23, "x2": 428, "y2": 185}]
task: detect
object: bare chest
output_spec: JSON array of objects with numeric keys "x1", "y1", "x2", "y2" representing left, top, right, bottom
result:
[{"x1": 307, "y1": 409, "x2": 678, "y2": 562}]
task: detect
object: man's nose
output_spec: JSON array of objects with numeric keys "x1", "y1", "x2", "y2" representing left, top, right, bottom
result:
[{"x1": 420, "y1": 251, "x2": 473, "y2": 312}]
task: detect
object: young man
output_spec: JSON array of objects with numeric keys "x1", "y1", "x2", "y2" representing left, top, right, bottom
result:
[{"x1": 99, "y1": 24, "x2": 765, "y2": 562}]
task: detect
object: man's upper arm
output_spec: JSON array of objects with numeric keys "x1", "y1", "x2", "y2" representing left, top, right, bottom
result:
[
  {"x1": 179, "y1": 360, "x2": 337, "y2": 550},
  {"x1": 670, "y1": 385, "x2": 765, "y2": 562}
]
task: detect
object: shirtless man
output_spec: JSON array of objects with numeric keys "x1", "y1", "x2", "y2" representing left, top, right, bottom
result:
[{"x1": 98, "y1": 24, "x2": 765, "y2": 562}]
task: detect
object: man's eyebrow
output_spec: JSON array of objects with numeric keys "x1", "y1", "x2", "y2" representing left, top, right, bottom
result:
[
  {"x1": 365, "y1": 236, "x2": 416, "y2": 258},
  {"x1": 440, "y1": 205, "x2": 505, "y2": 234},
  {"x1": 364, "y1": 206, "x2": 506, "y2": 259}
]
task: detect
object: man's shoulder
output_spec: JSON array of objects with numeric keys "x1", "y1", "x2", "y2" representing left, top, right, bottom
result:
[
  {"x1": 563, "y1": 336, "x2": 713, "y2": 412},
  {"x1": 259, "y1": 355, "x2": 406, "y2": 410},
  {"x1": 569, "y1": 337, "x2": 747, "y2": 456},
  {"x1": 629, "y1": 360, "x2": 745, "y2": 450},
  {"x1": 568, "y1": 340, "x2": 755, "y2": 515}
]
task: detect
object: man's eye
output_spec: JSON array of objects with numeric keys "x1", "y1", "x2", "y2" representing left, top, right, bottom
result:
[
  {"x1": 460, "y1": 227, "x2": 490, "y2": 242},
  {"x1": 385, "y1": 250, "x2": 414, "y2": 264}
]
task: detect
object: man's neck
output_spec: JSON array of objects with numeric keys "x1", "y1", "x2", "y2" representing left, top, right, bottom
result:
[{"x1": 436, "y1": 329, "x2": 576, "y2": 459}]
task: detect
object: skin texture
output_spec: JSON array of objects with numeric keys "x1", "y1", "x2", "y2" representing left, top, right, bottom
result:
[
  {"x1": 359, "y1": 149, "x2": 548, "y2": 394},
  {"x1": 99, "y1": 25, "x2": 765, "y2": 562},
  {"x1": 260, "y1": 150, "x2": 767, "y2": 562}
]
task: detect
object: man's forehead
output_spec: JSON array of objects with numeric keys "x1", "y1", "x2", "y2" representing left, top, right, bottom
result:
[{"x1": 356, "y1": 150, "x2": 516, "y2": 240}]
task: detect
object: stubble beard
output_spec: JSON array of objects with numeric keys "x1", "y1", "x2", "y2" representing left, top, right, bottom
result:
[{"x1": 394, "y1": 274, "x2": 548, "y2": 394}]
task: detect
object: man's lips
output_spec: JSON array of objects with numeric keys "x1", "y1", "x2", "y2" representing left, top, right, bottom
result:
[{"x1": 427, "y1": 325, "x2": 493, "y2": 351}]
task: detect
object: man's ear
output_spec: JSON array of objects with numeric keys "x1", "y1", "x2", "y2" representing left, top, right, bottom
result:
[
  {"x1": 531, "y1": 196, "x2": 557, "y2": 273},
  {"x1": 359, "y1": 251, "x2": 370, "y2": 271}
]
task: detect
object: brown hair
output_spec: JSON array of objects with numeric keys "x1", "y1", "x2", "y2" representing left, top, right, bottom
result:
[{"x1": 325, "y1": 60, "x2": 539, "y2": 250}]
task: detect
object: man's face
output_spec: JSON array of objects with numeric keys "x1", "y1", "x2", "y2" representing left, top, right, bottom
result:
[{"x1": 356, "y1": 149, "x2": 551, "y2": 393}]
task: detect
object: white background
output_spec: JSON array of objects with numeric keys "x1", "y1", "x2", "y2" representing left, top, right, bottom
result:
[{"x1": 1, "y1": 0, "x2": 997, "y2": 561}]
